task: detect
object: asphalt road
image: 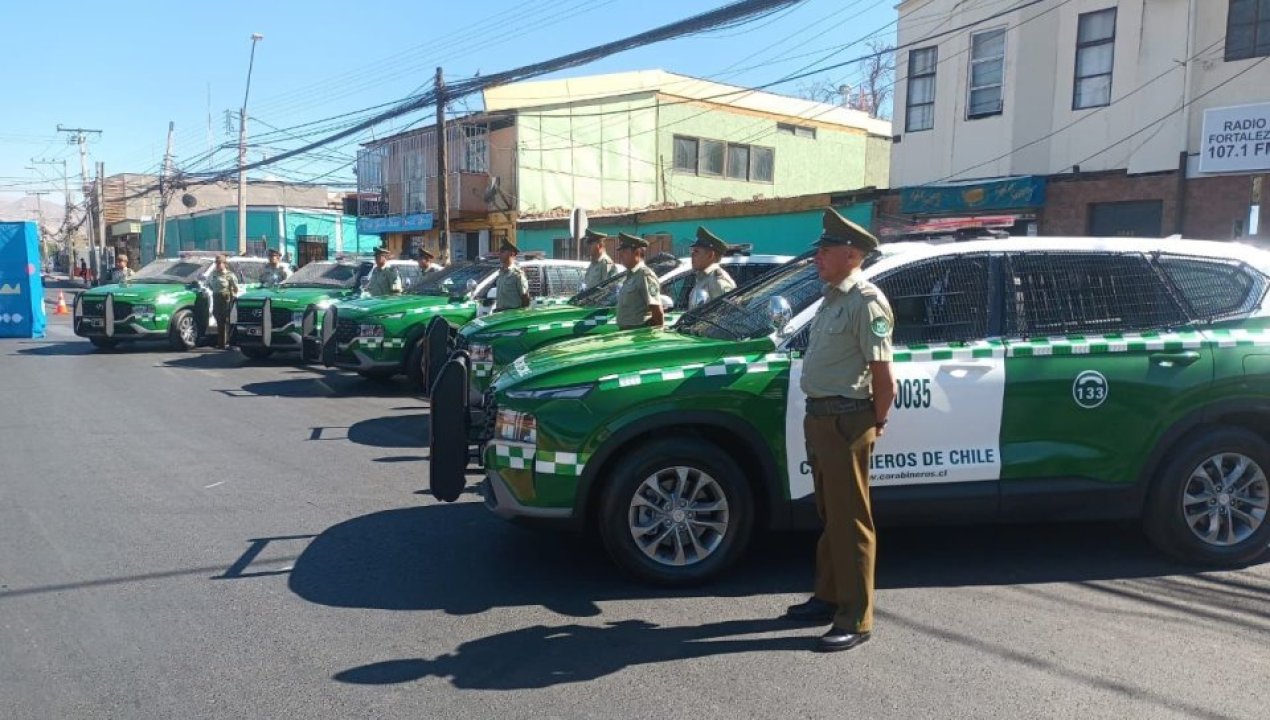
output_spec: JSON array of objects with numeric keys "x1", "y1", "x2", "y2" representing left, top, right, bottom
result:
[{"x1": 2, "y1": 310, "x2": 1268, "y2": 720}]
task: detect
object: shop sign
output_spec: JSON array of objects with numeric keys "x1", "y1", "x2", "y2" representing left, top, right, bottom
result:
[
  {"x1": 901, "y1": 176, "x2": 1045, "y2": 215},
  {"x1": 358, "y1": 212, "x2": 434, "y2": 235},
  {"x1": 1199, "y1": 102, "x2": 1270, "y2": 174}
]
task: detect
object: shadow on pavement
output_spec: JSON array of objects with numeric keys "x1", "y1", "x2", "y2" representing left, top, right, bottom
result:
[
  {"x1": 235, "y1": 374, "x2": 418, "y2": 398},
  {"x1": 334, "y1": 617, "x2": 807, "y2": 689},
  {"x1": 288, "y1": 505, "x2": 1221, "y2": 621},
  {"x1": 12, "y1": 341, "x2": 95, "y2": 356},
  {"x1": 346, "y1": 414, "x2": 429, "y2": 449}
]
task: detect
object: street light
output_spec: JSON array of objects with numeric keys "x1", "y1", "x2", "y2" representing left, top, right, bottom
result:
[{"x1": 237, "y1": 32, "x2": 264, "y2": 255}]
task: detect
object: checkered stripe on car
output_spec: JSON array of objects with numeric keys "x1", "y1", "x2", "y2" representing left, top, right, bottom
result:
[
  {"x1": 533, "y1": 297, "x2": 571, "y2": 307},
  {"x1": 534, "y1": 450, "x2": 589, "y2": 477},
  {"x1": 407, "y1": 301, "x2": 475, "y2": 316},
  {"x1": 597, "y1": 353, "x2": 789, "y2": 390},
  {"x1": 492, "y1": 442, "x2": 535, "y2": 470},
  {"x1": 472, "y1": 360, "x2": 495, "y2": 378},
  {"x1": 527, "y1": 314, "x2": 614, "y2": 334},
  {"x1": 891, "y1": 340, "x2": 1006, "y2": 363},
  {"x1": 345, "y1": 337, "x2": 407, "y2": 350},
  {"x1": 1207, "y1": 327, "x2": 1270, "y2": 347},
  {"x1": 1005, "y1": 330, "x2": 1207, "y2": 358}
]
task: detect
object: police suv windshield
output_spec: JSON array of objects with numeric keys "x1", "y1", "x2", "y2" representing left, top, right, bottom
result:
[
  {"x1": 282, "y1": 261, "x2": 363, "y2": 288},
  {"x1": 129, "y1": 258, "x2": 211, "y2": 284},
  {"x1": 570, "y1": 254, "x2": 681, "y2": 308},
  {"x1": 412, "y1": 260, "x2": 498, "y2": 298}
]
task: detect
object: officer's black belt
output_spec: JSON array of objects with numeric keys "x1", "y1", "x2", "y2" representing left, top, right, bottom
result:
[{"x1": 805, "y1": 395, "x2": 873, "y2": 416}]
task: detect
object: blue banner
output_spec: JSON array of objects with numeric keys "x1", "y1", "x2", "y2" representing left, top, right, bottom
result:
[
  {"x1": 358, "y1": 213, "x2": 434, "y2": 235},
  {"x1": 0, "y1": 221, "x2": 46, "y2": 339},
  {"x1": 901, "y1": 176, "x2": 1046, "y2": 215}
]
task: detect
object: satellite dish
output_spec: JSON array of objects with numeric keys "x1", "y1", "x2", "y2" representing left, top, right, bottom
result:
[{"x1": 181, "y1": 193, "x2": 198, "y2": 208}]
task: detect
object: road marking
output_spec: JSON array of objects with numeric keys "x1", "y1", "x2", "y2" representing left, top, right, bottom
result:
[{"x1": 204, "y1": 481, "x2": 224, "y2": 489}]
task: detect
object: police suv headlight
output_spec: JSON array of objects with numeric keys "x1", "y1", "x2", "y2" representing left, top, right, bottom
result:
[
  {"x1": 494, "y1": 409, "x2": 537, "y2": 444},
  {"x1": 468, "y1": 343, "x2": 493, "y2": 362},
  {"x1": 131, "y1": 304, "x2": 155, "y2": 317},
  {"x1": 357, "y1": 324, "x2": 384, "y2": 338},
  {"x1": 505, "y1": 383, "x2": 595, "y2": 401}
]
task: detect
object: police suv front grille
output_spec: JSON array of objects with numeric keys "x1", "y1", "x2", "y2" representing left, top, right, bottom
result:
[
  {"x1": 238, "y1": 305, "x2": 265, "y2": 323},
  {"x1": 82, "y1": 301, "x2": 104, "y2": 317},
  {"x1": 114, "y1": 303, "x2": 133, "y2": 318},
  {"x1": 334, "y1": 318, "x2": 358, "y2": 344},
  {"x1": 271, "y1": 307, "x2": 293, "y2": 326}
]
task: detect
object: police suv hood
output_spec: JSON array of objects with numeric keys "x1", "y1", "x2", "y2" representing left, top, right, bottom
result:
[
  {"x1": 237, "y1": 286, "x2": 341, "y2": 308},
  {"x1": 493, "y1": 328, "x2": 775, "y2": 394},
  {"x1": 80, "y1": 282, "x2": 184, "y2": 302},
  {"x1": 332, "y1": 293, "x2": 469, "y2": 320},
  {"x1": 460, "y1": 303, "x2": 586, "y2": 340}
]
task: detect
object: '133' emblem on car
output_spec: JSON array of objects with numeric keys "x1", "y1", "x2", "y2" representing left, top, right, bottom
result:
[{"x1": 1072, "y1": 370, "x2": 1109, "y2": 409}]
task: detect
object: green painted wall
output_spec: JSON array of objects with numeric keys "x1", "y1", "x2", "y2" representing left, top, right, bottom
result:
[{"x1": 516, "y1": 202, "x2": 874, "y2": 257}]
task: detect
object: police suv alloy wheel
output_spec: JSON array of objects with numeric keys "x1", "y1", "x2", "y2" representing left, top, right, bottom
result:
[
  {"x1": 1145, "y1": 427, "x2": 1270, "y2": 566},
  {"x1": 599, "y1": 438, "x2": 753, "y2": 586},
  {"x1": 168, "y1": 309, "x2": 197, "y2": 351}
]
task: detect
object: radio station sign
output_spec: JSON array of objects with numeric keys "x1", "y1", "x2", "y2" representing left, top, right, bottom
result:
[
  {"x1": 1199, "y1": 102, "x2": 1270, "y2": 174},
  {"x1": 358, "y1": 212, "x2": 434, "y2": 235}
]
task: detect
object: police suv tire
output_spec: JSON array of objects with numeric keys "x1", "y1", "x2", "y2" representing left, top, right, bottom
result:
[
  {"x1": 599, "y1": 438, "x2": 754, "y2": 586},
  {"x1": 240, "y1": 346, "x2": 273, "y2": 361},
  {"x1": 88, "y1": 337, "x2": 118, "y2": 351},
  {"x1": 406, "y1": 337, "x2": 428, "y2": 392},
  {"x1": 1143, "y1": 426, "x2": 1270, "y2": 567},
  {"x1": 168, "y1": 309, "x2": 197, "y2": 351}
]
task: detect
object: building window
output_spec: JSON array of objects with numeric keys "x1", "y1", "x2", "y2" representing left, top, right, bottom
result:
[
  {"x1": 1226, "y1": 0, "x2": 1270, "y2": 60},
  {"x1": 673, "y1": 136, "x2": 699, "y2": 172},
  {"x1": 906, "y1": 46, "x2": 938, "y2": 131},
  {"x1": 968, "y1": 29, "x2": 1006, "y2": 119},
  {"x1": 1074, "y1": 8, "x2": 1116, "y2": 109},
  {"x1": 673, "y1": 135, "x2": 773, "y2": 183},
  {"x1": 777, "y1": 123, "x2": 816, "y2": 138}
]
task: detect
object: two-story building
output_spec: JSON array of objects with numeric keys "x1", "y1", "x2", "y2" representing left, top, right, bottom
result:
[
  {"x1": 355, "y1": 69, "x2": 892, "y2": 258},
  {"x1": 887, "y1": 0, "x2": 1270, "y2": 241}
]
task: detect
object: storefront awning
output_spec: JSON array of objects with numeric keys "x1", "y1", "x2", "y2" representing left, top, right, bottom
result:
[{"x1": 901, "y1": 176, "x2": 1046, "y2": 216}]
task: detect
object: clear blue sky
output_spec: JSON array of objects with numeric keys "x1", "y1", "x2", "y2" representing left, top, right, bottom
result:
[{"x1": 0, "y1": 0, "x2": 897, "y2": 203}]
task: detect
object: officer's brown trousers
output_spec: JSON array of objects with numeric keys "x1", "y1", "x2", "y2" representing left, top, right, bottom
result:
[{"x1": 805, "y1": 410, "x2": 876, "y2": 633}]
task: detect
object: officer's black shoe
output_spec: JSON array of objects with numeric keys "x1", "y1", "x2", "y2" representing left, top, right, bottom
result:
[
  {"x1": 816, "y1": 627, "x2": 871, "y2": 653},
  {"x1": 783, "y1": 597, "x2": 835, "y2": 623}
]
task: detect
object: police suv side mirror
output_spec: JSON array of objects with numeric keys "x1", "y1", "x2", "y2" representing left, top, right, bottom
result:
[
  {"x1": 690, "y1": 287, "x2": 711, "y2": 309},
  {"x1": 658, "y1": 294, "x2": 674, "y2": 311},
  {"x1": 768, "y1": 295, "x2": 793, "y2": 337}
]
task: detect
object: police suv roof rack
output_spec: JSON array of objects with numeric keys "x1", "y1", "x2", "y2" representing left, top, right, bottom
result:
[{"x1": 724, "y1": 243, "x2": 753, "y2": 257}]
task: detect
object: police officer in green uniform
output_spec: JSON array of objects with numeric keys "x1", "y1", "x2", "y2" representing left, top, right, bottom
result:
[
  {"x1": 783, "y1": 208, "x2": 894, "y2": 653},
  {"x1": 262, "y1": 248, "x2": 291, "y2": 286},
  {"x1": 688, "y1": 226, "x2": 736, "y2": 306},
  {"x1": 417, "y1": 248, "x2": 443, "y2": 273},
  {"x1": 364, "y1": 246, "x2": 403, "y2": 297},
  {"x1": 107, "y1": 252, "x2": 133, "y2": 285},
  {"x1": 207, "y1": 253, "x2": 240, "y2": 349},
  {"x1": 493, "y1": 240, "x2": 531, "y2": 312},
  {"x1": 614, "y1": 233, "x2": 664, "y2": 330},
  {"x1": 582, "y1": 229, "x2": 618, "y2": 290}
]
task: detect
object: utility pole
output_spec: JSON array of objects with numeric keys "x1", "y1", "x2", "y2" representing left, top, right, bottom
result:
[
  {"x1": 57, "y1": 125, "x2": 102, "y2": 278},
  {"x1": 31, "y1": 158, "x2": 72, "y2": 272},
  {"x1": 156, "y1": 121, "x2": 176, "y2": 257},
  {"x1": 238, "y1": 33, "x2": 264, "y2": 255},
  {"x1": 25, "y1": 191, "x2": 51, "y2": 265},
  {"x1": 435, "y1": 66, "x2": 450, "y2": 261}
]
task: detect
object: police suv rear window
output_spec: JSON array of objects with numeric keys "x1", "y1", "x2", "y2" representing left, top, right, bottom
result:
[{"x1": 1157, "y1": 255, "x2": 1267, "y2": 320}]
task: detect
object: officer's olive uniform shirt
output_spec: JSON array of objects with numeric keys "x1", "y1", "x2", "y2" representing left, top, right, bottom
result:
[
  {"x1": 107, "y1": 267, "x2": 133, "y2": 284},
  {"x1": 263, "y1": 264, "x2": 291, "y2": 286},
  {"x1": 615, "y1": 262, "x2": 660, "y2": 329},
  {"x1": 207, "y1": 267, "x2": 239, "y2": 295},
  {"x1": 584, "y1": 254, "x2": 618, "y2": 288},
  {"x1": 365, "y1": 265, "x2": 402, "y2": 296},
  {"x1": 800, "y1": 270, "x2": 894, "y2": 400},
  {"x1": 693, "y1": 264, "x2": 736, "y2": 302},
  {"x1": 494, "y1": 264, "x2": 529, "y2": 311}
]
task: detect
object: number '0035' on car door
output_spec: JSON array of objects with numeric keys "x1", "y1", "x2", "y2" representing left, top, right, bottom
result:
[{"x1": 784, "y1": 354, "x2": 1005, "y2": 499}]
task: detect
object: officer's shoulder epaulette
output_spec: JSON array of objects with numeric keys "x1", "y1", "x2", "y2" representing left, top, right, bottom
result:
[{"x1": 855, "y1": 281, "x2": 882, "y2": 300}]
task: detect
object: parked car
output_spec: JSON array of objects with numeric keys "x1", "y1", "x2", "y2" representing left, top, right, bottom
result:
[
  {"x1": 316, "y1": 255, "x2": 587, "y2": 386},
  {"x1": 230, "y1": 257, "x2": 420, "y2": 360},
  {"x1": 430, "y1": 237, "x2": 1270, "y2": 585},
  {"x1": 73, "y1": 254, "x2": 289, "y2": 351}
]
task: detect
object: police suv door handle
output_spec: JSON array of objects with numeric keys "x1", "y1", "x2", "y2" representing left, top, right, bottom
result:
[{"x1": 1149, "y1": 350, "x2": 1202, "y2": 368}]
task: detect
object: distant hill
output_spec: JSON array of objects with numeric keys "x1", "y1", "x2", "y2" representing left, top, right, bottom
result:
[{"x1": 0, "y1": 193, "x2": 68, "y2": 229}]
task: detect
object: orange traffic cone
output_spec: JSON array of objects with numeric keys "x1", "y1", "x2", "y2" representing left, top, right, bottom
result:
[{"x1": 55, "y1": 291, "x2": 69, "y2": 315}]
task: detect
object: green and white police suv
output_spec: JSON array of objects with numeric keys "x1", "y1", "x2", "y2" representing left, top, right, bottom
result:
[
  {"x1": 452, "y1": 250, "x2": 793, "y2": 397},
  {"x1": 230, "y1": 257, "x2": 420, "y2": 360},
  {"x1": 429, "y1": 237, "x2": 1270, "y2": 585},
  {"x1": 319, "y1": 255, "x2": 586, "y2": 386},
  {"x1": 73, "y1": 254, "x2": 283, "y2": 351}
]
